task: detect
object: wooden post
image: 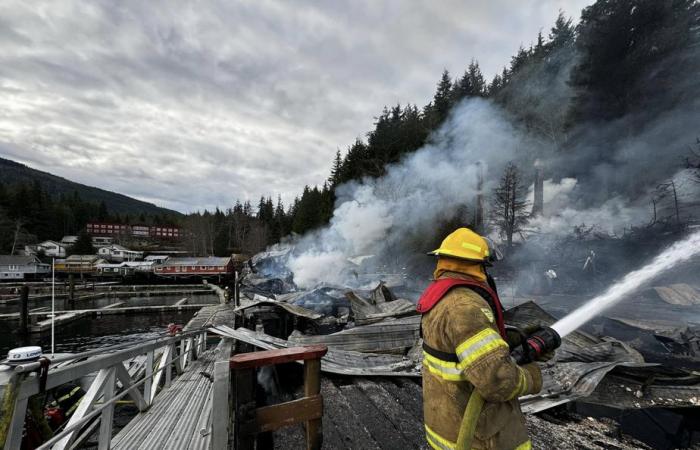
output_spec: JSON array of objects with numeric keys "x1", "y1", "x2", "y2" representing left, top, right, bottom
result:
[
  {"x1": 233, "y1": 368, "x2": 255, "y2": 450},
  {"x1": 144, "y1": 350, "x2": 154, "y2": 406},
  {"x1": 18, "y1": 286, "x2": 29, "y2": 344},
  {"x1": 69, "y1": 274, "x2": 76, "y2": 310},
  {"x1": 230, "y1": 346, "x2": 327, "y2": 450},
  {"x1": 0, "y1": 372, "x2": 28, "y2": 450},
  {"x1": 304, "y1": 358, "x2": 322, "y2": 450},
  {"x1": 233, "y1": 271, "x2": 239, "y2": 306}
]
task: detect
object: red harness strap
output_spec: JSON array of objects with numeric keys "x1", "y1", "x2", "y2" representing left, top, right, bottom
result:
[{"x1": 416, "y1": 278, "x2": 506, "y2": 338}]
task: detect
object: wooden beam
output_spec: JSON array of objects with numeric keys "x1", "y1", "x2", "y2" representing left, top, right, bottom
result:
[
  {"x1": 243, "y1": 395, "x2": 323, "y2": 434},
  {"x1": 304, "y1": 359, "x2": 322, "y2": 450},
  {"x1": 97, "y1": 368, "x2": 116, "y2": 450},
  {"x1": 114, "y1": 362, "x2": 146, "y2": 411},
  {"x1": 229, "y1": 345, "x2": 328, "y2": 370},
  {"x1": 53, "y1": 367, "x2": 113, "y2": 450}
]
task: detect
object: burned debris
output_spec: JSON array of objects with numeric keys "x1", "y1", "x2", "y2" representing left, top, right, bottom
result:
[{"x1": 226, "y1": 248, "x2": 700, "y2": 447}]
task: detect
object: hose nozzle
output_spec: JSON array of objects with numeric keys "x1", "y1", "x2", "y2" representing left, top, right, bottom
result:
[{"x1": 511, "y1": 326, "x2": 561, "y2": 365}]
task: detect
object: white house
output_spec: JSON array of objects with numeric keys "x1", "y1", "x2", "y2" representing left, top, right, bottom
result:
[
  {"x1": 96, "y1": 260, "x2": 154, "y2": 276},
  {"x1": 97, "y1": 244, "x2": 144, "y2": 262},
  {"x1": 92, "y1": 236, "x2": 114, "y2": 247},
  {"x1": 144, "y1": 255, "x2": 169, "y2": 263},
  {"x1": 0, "y1": 255, "x2": 51, "y2": 280},
  {"x1": 61, "y1": 236, "x2": 79, "y2": 246},
  {"x1": 24, "y1": 240, "x2": 67, "y2": 258}
]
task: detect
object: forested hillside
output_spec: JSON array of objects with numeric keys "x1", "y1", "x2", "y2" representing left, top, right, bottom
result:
[
  {"x1": 0, "y1": 158, "x2": 181, "y2": 253},
  {"x1": 183, "y1": 0, "x2": 699, "y2": 257}
]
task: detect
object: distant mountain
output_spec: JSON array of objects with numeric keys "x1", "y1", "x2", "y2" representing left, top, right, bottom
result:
[{"x1": 0, "y1": 157, "x2": 181, "y2": 216}]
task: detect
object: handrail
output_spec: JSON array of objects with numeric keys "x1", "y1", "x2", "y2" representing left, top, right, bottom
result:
[
  {"x1": 2, "y1": 329, "x2": 209, "y2": 450},
  {"x1": 35, "y1": 339, "x2": 200, "y2": 450},
  {"x1": 14, "y1": 329, "x2": 205, "y2": 372}
]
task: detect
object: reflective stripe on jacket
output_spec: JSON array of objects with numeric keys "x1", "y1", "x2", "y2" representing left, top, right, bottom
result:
[{"x1": 421, "y1": 273, "x2": 542, "y2": 450}]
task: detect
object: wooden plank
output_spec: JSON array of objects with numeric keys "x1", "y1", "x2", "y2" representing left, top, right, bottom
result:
[
  {"x1": 320, "y1": 379, "x2": 378, "y2": 450},
  {"x1": 356, "y1": 379, "x2": 425, "y2": 448},
  {"x1": 304, "y1": 359, "x2": 322, "y2": 450},
  {"x1": 337, "y1": 383, "x2": 411, "y2": 450},
  {"x1": 97, "y1": 368, "x2": 116, "y2": 450},
  {"x1": 230, "y1": 345, "x2": 328, "y2": 370},
  {"x1": 143, "y1": 350, "x2": 154, "y2": 406},
  {"x1": 376, "y1": 378, "x2": 424, "y2": 422},
  {"x1": 211, "y1": 360, "x2": 231, "y2": 450},
  {"x1": 248, "y1": 395, "x2": 322, "y2": 434},
  {"x1": 99, "y1": 301, "x2": 126, "y2": 310}
]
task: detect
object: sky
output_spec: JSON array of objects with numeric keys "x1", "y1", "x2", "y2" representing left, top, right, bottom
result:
[{"x1": 0, "y1": 0, "x2": 591, "y2": 213}]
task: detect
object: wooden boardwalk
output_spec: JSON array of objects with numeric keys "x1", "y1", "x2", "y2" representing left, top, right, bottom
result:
[
  {"x1": 183, "y1": 303, "x2": 236, "y2": 331},
  {"x1": 109, "y1": 304, "x2": 235, "y2": 449},
  {"x1": 273, "y1": 377, "x2": 427, "y2": 450},
  {"x1": 111, "y1": 348, "x2": 218, "y2": 450}
]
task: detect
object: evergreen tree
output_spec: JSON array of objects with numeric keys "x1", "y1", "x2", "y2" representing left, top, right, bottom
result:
[
  {"x1": 71, "y1": 230, "x2": 96, "y2": 255},
  {"x1": 329, "y1": 149, "x2": 343, "y2": 186},
  {"x1": 571, "y1": 0, "x2": 698, "y2": 121},
  {"x1": 432, "y1": 70, "x2": 454, "y2": 123},
  {"x1": 547, "y1": 12, "x2": 575, "y2": 50}
]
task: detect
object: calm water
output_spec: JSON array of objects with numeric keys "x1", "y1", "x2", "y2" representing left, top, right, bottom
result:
[
  {"x1": 0, "y1": 310, "x2": 197, "y2": 357},
  {"x1": 0, "y1": 293, "x2": 218, "y2": 314}
]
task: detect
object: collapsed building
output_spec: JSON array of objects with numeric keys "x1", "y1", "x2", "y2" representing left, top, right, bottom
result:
[{"x1": 213, "y1": 249, "x2": 700, "y2": 448}]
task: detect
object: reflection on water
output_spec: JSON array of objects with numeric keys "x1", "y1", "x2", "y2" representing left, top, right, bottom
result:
[{"x1": 0, "y1": 310, "x2": 196, "y2": 356}]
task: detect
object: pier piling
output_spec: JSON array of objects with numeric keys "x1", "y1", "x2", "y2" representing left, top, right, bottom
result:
[{"x1": 18, "y1": 286, "x2": 29, "y2": 344}]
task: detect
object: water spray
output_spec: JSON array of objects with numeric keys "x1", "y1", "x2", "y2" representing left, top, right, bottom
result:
[{"x1": 551, "y1": 230, "x2": 700, "y2": 338}]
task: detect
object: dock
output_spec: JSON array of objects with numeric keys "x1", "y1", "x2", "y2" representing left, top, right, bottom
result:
[
  {"x1": 111, "y1": 344, "x2": 226, "y2": 450},
  {"x1": 0, "y1": 291, "x2": 656, "y2": 450},
  {"x1": 26, "y1": 304, "x2": 213, "y2": 333}
]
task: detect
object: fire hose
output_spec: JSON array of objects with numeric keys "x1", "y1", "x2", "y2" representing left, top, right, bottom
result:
[{"x1": 455, "y1": 326, "x2": 561, "y2": 449}]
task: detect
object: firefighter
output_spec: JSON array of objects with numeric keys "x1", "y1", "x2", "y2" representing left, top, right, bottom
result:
[
  {"x1": 418, "y1": 228, "x2": 559, "y2": 450},
  {"x1": 46, "y1": 382, "x2": 85, "y2": 430}
]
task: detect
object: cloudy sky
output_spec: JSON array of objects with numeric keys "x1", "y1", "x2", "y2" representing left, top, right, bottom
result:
[{"x1": 0, "y1": 0, "x2": 590, "y2": 213}]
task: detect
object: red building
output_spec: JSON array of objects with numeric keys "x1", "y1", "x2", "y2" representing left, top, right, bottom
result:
[
  {"x1": 153, "y1": 257, "x2": 233, "y2": 278},
  {"x1": 150, "y1": 226, "x2": 182, "y2": 240},
  {"x1": 86, "y1": 222, "x2": 183, "y2": 240},
  {"x1": 86, "y1": 222, "x2": 129, "y2": 236}
]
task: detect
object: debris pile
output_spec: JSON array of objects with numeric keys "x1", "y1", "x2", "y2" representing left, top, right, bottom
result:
[{"x1": 223, "y1": 250, "x2": 700, "y2": 422}]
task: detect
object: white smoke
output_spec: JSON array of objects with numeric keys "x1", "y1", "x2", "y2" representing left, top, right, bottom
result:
[
  {"x1": 288, "y1": 98, "x2": 530, "y2": 288},
  {"x1": 526, "y1": 178, "x2": 650, "y2": 237}
]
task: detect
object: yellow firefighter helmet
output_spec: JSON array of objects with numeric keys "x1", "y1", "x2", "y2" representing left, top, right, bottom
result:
[{"x1": 429, "y1": 228, "x2": 491, "y2": 263}]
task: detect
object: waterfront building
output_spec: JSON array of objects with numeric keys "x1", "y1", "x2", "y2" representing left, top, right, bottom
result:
[
  {"x1": 54, "y1": 255, "x2": 106, "y2": 274},
  {"x1": 153, "y1": 256, "x2": 233, "y2": 278},
  {"x1": 24, "y1": 240, "x2": 68, "y2": 257},
  {"x1": 0, "y1": 255, "x2": 51, "y2": 280},
  {"x1": 97, "y1": 244, "x2": 144, "y2": 262}
]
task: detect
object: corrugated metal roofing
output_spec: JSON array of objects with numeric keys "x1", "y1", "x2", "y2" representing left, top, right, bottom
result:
[{"x1": 162, "y1": 257, "x2": 231, "y2": 266}]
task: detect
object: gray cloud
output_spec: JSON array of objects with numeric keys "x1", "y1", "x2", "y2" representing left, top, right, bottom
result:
[{"x1": 0, "y1": 0, "x2": 591, "y2": 212}]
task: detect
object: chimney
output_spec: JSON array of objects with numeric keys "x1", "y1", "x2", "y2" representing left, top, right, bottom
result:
[
  {"x1": 532, "y1": 161, "x2": 544, "y2": 216},
  {"x1": 474, "y1": 162, "x2": 484, "y2": 232}
]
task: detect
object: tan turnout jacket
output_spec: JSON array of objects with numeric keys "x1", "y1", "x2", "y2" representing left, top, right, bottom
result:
[{"x1": 422, "y1": 273, "x2": 542, "y2": 450}]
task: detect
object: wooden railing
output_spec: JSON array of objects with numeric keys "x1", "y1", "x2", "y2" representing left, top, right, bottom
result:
[
  {"x1": 222, "y1": 345, "x2": 328, "y2": 450},
  {"x1": 0, "y1": 329, "x2": 207, "y2": 450}
]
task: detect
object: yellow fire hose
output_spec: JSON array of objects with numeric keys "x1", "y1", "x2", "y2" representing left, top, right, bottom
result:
[{"x1": 455, "y1": 391, "x2": 485, "y2": 450}]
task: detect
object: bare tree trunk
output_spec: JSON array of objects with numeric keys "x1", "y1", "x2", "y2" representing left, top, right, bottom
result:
[{"x1": 10, "y1": 220, "x2": 22, "y2": 255}]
